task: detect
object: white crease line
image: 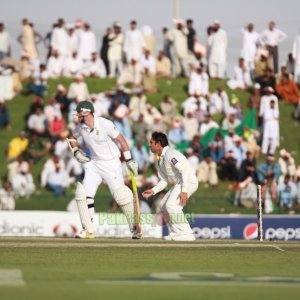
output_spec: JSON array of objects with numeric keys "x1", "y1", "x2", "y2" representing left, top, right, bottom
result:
[
  {"x1": 85, "y1": 280, "x2": 300, "y2": 287},
  {"x1": 267, "y1": 245, "x2": 285, "y2": 252},
  {"x1": 0, "y1": 269, "x2": 26, "y2": 287}
]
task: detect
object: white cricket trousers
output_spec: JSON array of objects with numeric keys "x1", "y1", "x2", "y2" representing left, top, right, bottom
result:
[
  {"x1": 159, "y1": 180, "x2": 199, "y2": 236},
  {"x1": 83, "y1": 158, "x2": 124, "y2": 198}
]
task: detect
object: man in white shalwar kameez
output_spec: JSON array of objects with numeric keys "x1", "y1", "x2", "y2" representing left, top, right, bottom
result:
[
  {"x1": 51, "y1": 19, "x2": 69, "y2": 60},
  {"x1": 108, "y1": 22, "x2": 124, "y2": 77},
  {"x1": 188, "y1": 66, "x2": 209, "y2": 96},
  {"x1": 168, "y1": 19, "x2": 189, "y2": 77},
  {"x1": 262, "y1": 100, "x2": 279, "y2": 154},
  {"x1": 209, "y1": 21, "x2": 228, "y2": 79},
  {"x1": 227, "y1": 57, "x2": 252, "y2": 90},
  {"x1": 66, "y1": 26, "x2": 79, "y2": 57},
  {"x1": 241, "y1": 23, "x2": 260, "y2": 72},
  {"x1": 46, "y1": 50, "x2": 63, "y2": 78},
  {"x1": 62, "y1": 51, "x2": 83, "y2": 77},
  {"x1": 82, "y1": 52, "x2": 106, "y2": 78},
  {"x1": 292, "y1": 30, "x2": 300, "y2": 84},
  {"x1": 78, "y1": 24, "x2": 96, "y2": 62},
  {"x1": 259, "y1": 87, "x2": 279, "y2": 117},
  {"x1": 123, "y1": 20, "x2": 145, "y2": 63},
  {"x1": 67, "y1": 74, "x2": 89, "y2": 101}
]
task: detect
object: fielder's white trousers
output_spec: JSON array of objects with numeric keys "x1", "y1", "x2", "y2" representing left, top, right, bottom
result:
[
  {"x1": 159, "y1": 180, "x2": 199, "y2": 236},
  {"x1": 83, "y1": 158, "x2": 124, "y2": 198}
]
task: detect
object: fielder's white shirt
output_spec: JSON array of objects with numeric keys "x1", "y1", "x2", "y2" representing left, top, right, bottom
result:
[
  {"x1": 73, "y1": 117, "x2": 121, "y2": 160},
  {"x1": 152, "y1": 146, "x2": 197, "y2": 194}
]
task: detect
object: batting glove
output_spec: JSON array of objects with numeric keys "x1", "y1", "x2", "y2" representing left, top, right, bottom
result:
[
  {"x1": 74, "y1": 149, "x2": 91, "y2": 163},
  {"x1": 126, "y1": 160, "x2": 138, "y2": 177}
]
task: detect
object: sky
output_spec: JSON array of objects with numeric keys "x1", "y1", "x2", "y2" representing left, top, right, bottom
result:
[{"x1": 1, "y1": 0, "x2": 299, "y2": 72}]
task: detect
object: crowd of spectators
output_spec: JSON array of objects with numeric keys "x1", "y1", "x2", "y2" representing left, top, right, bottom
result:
[{"x1": 1, "y1": 17, "x2": 300, "y2": 213}]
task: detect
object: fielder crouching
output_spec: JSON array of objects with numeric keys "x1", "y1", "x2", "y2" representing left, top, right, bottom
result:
[
  {"x1": 67, "y1": 100, "x2": 140, "y2": 239},
  {"x1": 142, "y1": 132, "x2": 199, "y2": 241}
]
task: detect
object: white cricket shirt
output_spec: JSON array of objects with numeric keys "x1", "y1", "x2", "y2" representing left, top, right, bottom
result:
[
  {"x1": 152, "y1": 146, "x2": 198, "y2": 194},
  {"x1": 73, "y1": 117, "x2": 121, "y2": 160}
]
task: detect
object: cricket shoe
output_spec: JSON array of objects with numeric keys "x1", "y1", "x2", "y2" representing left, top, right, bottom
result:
[
  {"x1": 132, "y1": 225, "x2": 143, "y2": 240},
  {"x1": 75, "y1": 230, "x2": 95, "y2": 239}
]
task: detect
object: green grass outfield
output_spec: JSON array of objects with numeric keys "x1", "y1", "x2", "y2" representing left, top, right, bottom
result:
[{"x1": 0, "y1": 238, "x2": 300, "y2": 300}]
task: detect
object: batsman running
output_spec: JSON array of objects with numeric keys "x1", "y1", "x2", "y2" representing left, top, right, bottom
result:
[
  {"x1": 67, "y1": 100, "x2": 141, "y2": 239},
  {"x1": 142, "y1": 132, "x2": 199, "y2": 241}
]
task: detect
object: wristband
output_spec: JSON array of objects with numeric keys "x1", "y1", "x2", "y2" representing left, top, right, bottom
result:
[{"x1": 123, "y1": 150, "x2": 132, "y2": 161}]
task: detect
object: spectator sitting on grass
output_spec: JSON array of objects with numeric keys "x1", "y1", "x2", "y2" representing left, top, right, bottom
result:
[
  {"x1": 257, "y1": 154, "x2": 280, "y2": 183},
  {"x1": 278, "y1": 149, "x2": 296, "y2": 182},
  {"x1": 46, "y1": 162, "x2": 69, "y2": 197},
  {"x1": 0, "y1": 97, "x2": 11, "y2": 130},
  {"x1": 23, "y1": 133, "x2": 52, "y2": 165},
  {"x1": 168, "y1": 118, "x2": 187, "y2": 144},
  {"x1": 196, "y1": 155, "x2": 218, "y2": 187},
  {"x1": 209, "y1": 132, "x2": 225, "y2": 164},
  {"x1": 275, "y1": 73, "x2": 300, "y2": 105},
  {"x1": 11, "y1": 161, "x2": 35, "y2": 198},
  {"x1": 221, "y1": 107, "x2": 241, "y2": 131},
  {"x1": 54, "y1": 84, "x2": 70, "y2": 115},
  {"x1": 277, "y1": 175, "x2": 297, "y2": 209},
  {"x1": 219, "y1": 150, "x2": 239, "y2": 182},
  {"x1": 239, "y1": 151, "x2": 258, "y2": 184},
  {"x1": 27, "y1": 106, "x2": 47, "y2": 137},
  {"x1": 0, "y1": 180, "x2": 15, "y2": 210},
  {"x1": 26, "y1": 63, "x2": 48, "y2": 97},
  {"x1": 5, "y1": 131, "x2": 28, "y2": 161},
  {"x1": 261, "y1": 175, "x2": 278, "y2": 214}
]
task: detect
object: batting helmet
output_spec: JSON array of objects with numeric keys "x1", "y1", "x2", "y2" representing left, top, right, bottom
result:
[{"x1": 76, "y1": 100, "x2": 94, "y2": 114}]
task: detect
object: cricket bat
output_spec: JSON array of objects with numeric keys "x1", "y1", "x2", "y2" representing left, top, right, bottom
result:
[{"x1": 129, "y1": 171, "x2": 142, "y2": 236}]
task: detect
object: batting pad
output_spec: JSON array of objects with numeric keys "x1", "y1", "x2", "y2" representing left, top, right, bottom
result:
[
  {"x1": 75, "y1": 182, "x2": 94, "y2": 234},
  {"x1": 113, "y1": 186, "x2": 134, "y2": 231}
]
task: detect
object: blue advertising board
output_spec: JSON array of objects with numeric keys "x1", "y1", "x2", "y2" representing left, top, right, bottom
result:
[{"x1": 163, "y1": 215, "x2": 300, "y2": 240}]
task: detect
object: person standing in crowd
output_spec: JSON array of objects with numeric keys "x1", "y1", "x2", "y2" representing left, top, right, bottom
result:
[
  {"x1": 50, "y1": 18, "x2": 69, "y2": 61},
  {"x1": 108, "y1": 22, "x2": 124, "y2": 78},
  {"x1": 209, "y1": 20, "x2": 228, "y2": 79},
  {"x1": 17, "y1": 18, "x2": 40, "y2": 60},
  {"x1": 292, "y1": 28, "x2": 300, "y2": 84},
  {"x1": 123, "y1": 20, "x2": 145, "y2": 63},
  {"x1": 168, "y1": 19, "x2": 189, "y2": 77},
  {"x1": 240, "y1": 23, "x2": 259, "y2": 74},
  {"x1": 261, "y1": 100, "x2": 279, "y2": 155},
  {"x1": 186, "y1": 19, "x2": 196, "y2": 54},
  {"x1": 260, "y1": 21, "x2": 287, "y2": 74},
  {"x1": 100, "y1": 27, "x2": 112, "y2": 76},
  {"x1": 142, "y1": 132, "x2": 198, "y2": 241},
  {"x1": 0, "y1": 23, "x2": 11, "y2": 60},
  {"x1": 78, "y1": 23, "x2": 96, "y2": 62}
]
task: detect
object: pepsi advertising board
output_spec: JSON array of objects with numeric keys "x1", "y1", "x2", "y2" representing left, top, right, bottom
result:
[{"x1": 163, "y1": 215, "x2": 300, "y2": 240}]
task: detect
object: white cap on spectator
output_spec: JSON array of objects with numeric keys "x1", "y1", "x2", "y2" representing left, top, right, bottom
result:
[
  {"x1": 20, "y1": 161, "x2": 29, "y2": 173},
  {"x1": 227, "y1": 106, "x2": 238, "y2": 115},
  {"x1": 254, "y1": 83, "x2": 261, "y2": 89},
  {"x1": 57, "y1": 84, "x2": 66, "y2": 92},
  {"x1": 280, "y1": 149, "x2": 290, "y2": 158}
]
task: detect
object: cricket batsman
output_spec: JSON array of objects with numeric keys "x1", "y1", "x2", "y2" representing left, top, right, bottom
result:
[
  {"x1": 142, "y1": 132, "x2": 198, "y2": 241},
  {"x1": 67, "y1": 100, "x2": 140, "y2": 239}
]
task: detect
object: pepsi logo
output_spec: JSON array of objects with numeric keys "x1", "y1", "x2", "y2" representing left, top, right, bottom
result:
[
  {"x1": 243, "y1": 223, "x2": 258, "y2": 240},
  {"x1": 53, "y1": 223, "x2": 77, "y2": 237}
]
